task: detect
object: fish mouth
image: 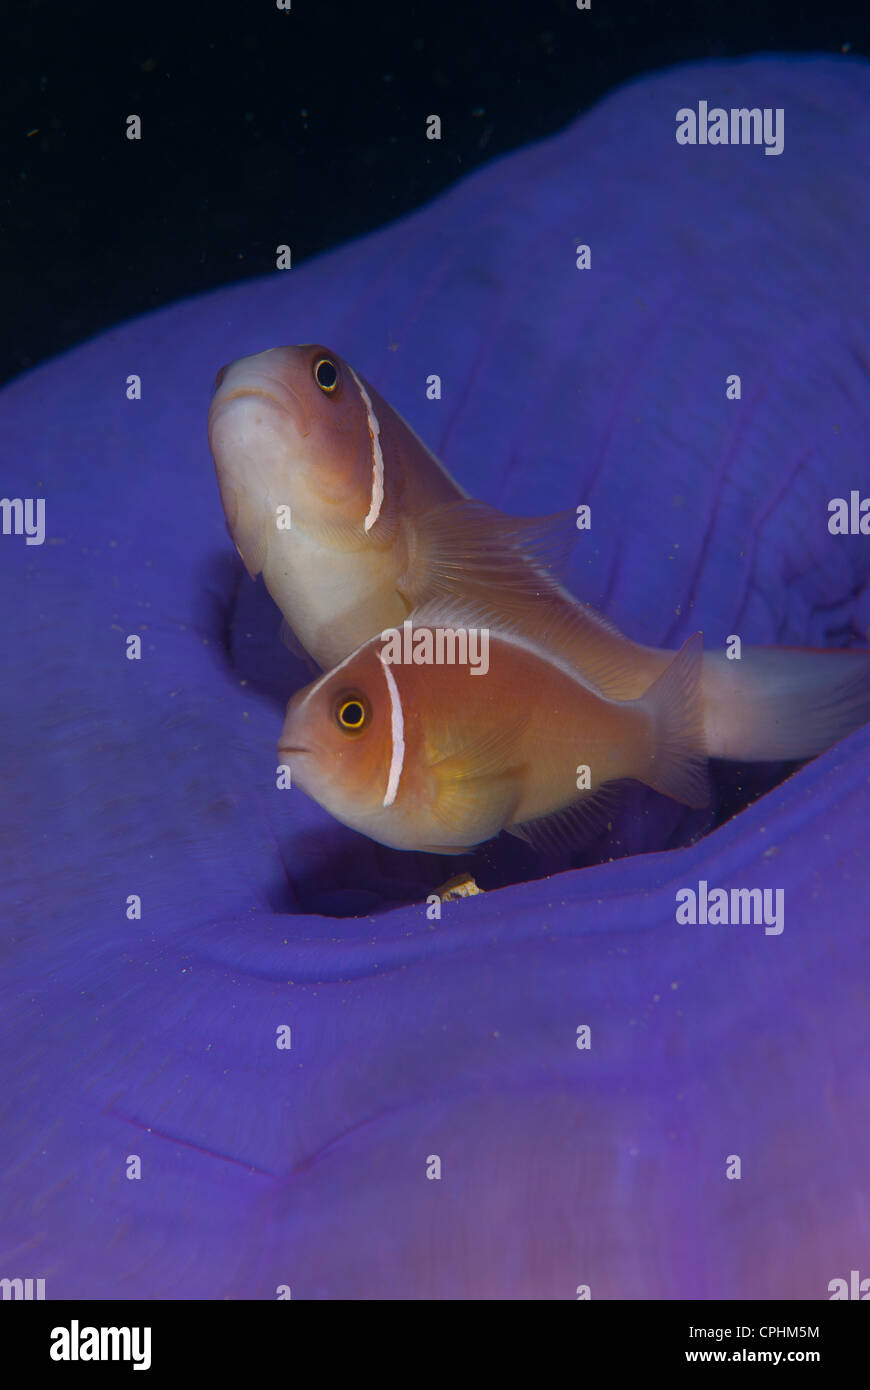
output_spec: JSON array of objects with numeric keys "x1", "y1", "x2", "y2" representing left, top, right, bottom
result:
[
  {"x1": 210, "y1": 381, "x2": 313, "y2": 438},
  {"x1": 278, "y1": 744, "x2": 309, "y2": 756}
]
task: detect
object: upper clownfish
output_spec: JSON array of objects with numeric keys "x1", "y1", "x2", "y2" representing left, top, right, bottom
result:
[
  {"x1": 207, "y1": 344, "x2": 465, "y2": 670},
  {"x1": 211, "y1": 344, "x2": 870, "y2": 768}
]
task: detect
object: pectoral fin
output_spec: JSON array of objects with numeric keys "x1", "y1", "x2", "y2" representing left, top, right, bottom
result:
[
  {"x1": 400, "y1": 499, "x2": 577, "y2": 600},
  {"x1": 426, "y1": 713, "x2": 530, "y2": 845}
]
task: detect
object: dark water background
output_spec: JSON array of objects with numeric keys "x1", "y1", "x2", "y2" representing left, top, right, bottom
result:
[{"x1": 1, "y1": 0, "x2": 866, "y2": 386}]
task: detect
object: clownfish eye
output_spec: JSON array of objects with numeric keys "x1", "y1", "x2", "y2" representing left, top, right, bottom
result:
[
  {"x1": 335, "y1": 692, "x2": 370, "y2": 734},
  {"x1": 313, "y1": 356, "x2": 339, "y2": 393}
]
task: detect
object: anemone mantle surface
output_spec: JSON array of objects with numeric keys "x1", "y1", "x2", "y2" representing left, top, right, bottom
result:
[{"x1": 1, "y1": 56, "x2": 869, "y2": 1298}]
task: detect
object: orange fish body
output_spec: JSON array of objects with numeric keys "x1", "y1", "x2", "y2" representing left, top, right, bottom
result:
[{"x1": 279, "y1": 611, "x2": 708, "y2": 854}]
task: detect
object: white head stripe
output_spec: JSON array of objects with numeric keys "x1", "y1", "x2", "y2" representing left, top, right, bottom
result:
[
  {"x1": 378, "y1": 653, "x2": 405, "y2": 808},
  {"x1": 349, "y1": 366, "x2": 385, "y2": 533}
]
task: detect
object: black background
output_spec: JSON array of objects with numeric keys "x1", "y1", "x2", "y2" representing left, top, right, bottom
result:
[{"x1": 2, "y1": 0, "x2": 867, "y2": 386}]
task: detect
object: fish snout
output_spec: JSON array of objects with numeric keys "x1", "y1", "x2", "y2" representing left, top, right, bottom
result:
[
  {"x1": 210, "y1": 348, "x2": 314, "y2": 436},
  {"x1": 209, "y1": 375, "x2": 313, "y2": 441}
]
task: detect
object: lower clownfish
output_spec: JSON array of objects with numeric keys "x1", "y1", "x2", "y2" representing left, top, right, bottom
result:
[
  {"x1": 211, "y1": 344, "x2": 870, "y2": 769},
  {"x1": 278, "y1": 604, "x2": 710, "y2": 855}
]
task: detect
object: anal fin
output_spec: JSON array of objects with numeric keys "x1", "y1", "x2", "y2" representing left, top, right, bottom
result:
[{"x1": 508, "y1": 782, "x2": 625, "y2": 856}]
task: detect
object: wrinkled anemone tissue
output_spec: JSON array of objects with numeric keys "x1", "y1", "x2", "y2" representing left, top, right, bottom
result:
[{"x1": 1, "y1": 55, "x2": 869, "y2": 1303}]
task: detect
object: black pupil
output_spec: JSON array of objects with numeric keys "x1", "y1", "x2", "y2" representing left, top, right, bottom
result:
[
  {"x1": 342, "y1": 702, "x2": 364, "y2": 727},
  {"x1": 315, "y1": 358, "x2": 338, "y2": 389}
]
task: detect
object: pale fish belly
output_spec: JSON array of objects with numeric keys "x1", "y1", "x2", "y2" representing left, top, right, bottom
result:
[{"x1": 266, "y1": 523, "x2": 410, "y2": 669}]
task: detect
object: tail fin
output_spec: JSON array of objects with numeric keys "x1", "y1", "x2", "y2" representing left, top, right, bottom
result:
[
  {"x1": 641, "y1": 632, "x2": 710, "y2": 808},
  {"x1": 702, "y1": 647, "x2": 870, "y2": 761}
]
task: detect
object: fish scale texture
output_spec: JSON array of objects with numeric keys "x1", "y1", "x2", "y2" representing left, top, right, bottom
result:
[{"x1": 1, "y1": 54, "x2": 869, "y2": 1298}]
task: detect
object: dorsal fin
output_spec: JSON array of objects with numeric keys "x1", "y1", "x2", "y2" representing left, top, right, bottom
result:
[{"x1": 400, "y1": 591, "x2": 658, "y2": 703}]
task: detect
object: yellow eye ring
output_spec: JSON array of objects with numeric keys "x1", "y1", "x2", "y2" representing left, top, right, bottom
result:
[
  {"x1": 335, "y1": 692, "x2": 370, "y2": 734},
  {"x1": 313, "y1": 356, "x2": 339, "y2": 393}
]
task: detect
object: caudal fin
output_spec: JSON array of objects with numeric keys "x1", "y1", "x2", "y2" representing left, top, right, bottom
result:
[
  {"x1": 701, "y1": 647, "x2": 870, "y2": 761},
  {"x1": 641, "y1": 632, "x2": 710, "y2": 808}
]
